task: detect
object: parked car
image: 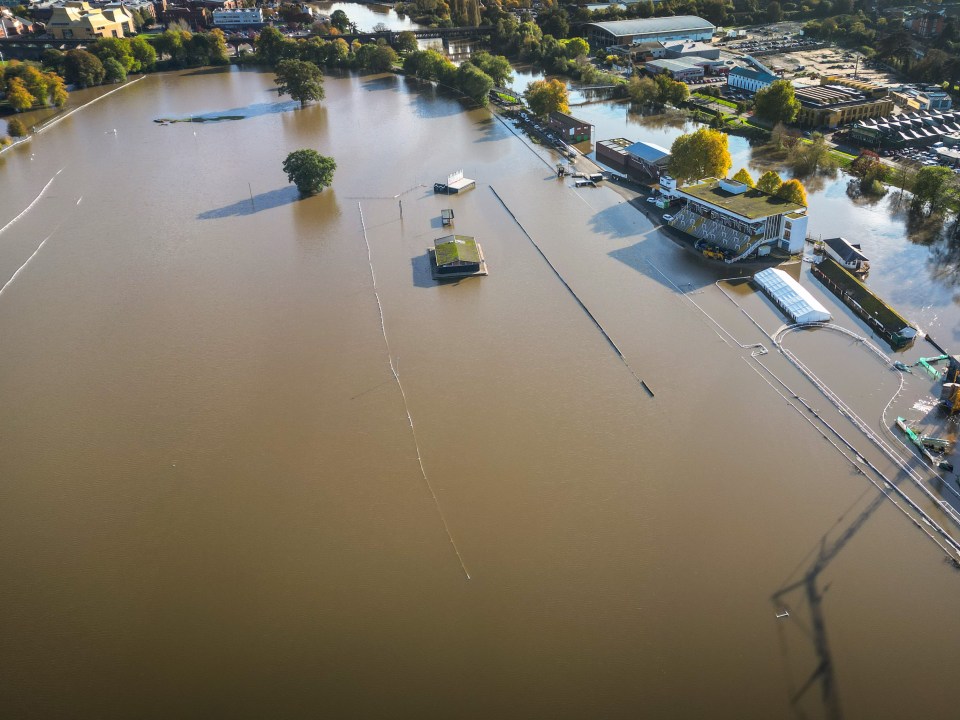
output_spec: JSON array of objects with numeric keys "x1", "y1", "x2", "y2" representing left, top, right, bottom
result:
[
  {"x1": 662, "y1": 214, "x2": 674, "y2": 222},
  {"x1": 646, "y1": 196, "x2": 658, "y2": 203}
]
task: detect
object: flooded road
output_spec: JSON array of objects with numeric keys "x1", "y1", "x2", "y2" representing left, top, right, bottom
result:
[{"x1": 2, "y1": 68, "x2": 960, "y2": 719}]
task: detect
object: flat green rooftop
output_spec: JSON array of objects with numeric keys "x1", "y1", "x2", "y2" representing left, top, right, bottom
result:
[
  {"x1": 679, "y1": 179, "x2": 806, "y2": 220},
  {"x1": 434, "y1": 235, "x2": 480, "y2": 266}
]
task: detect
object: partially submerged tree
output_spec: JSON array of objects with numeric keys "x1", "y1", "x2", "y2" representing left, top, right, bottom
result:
[
  {"x1": 524, "y1": 78, "x2": 569, "y2": 117},
  {"x1": 626, "y1": 75, "x2": 658, "y2": 106},
  {"x1": 667, "y1": 128, "x2": 732, "y2": 185},
  {"x1": 911, "y1": 166, "x2": 956, "y2": 215},
  {"x1": 275, "y1": 59, "x2": 325, "y2": 106},
  {"x1": 283, "y1": 149, "x2": 337, "y2": 195},
  {"x1": 6, "y1": 117, "x2": 27, "y2": 137}
]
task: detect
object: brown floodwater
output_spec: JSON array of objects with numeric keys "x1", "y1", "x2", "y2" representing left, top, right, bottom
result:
[{"x1": 2, "y1": 67, "x2": 960, "y2": 720}]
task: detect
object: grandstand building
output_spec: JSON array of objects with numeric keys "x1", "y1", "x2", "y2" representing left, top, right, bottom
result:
[{"x1": 661, "y1": 176, "x2": 808, "y2": 263}]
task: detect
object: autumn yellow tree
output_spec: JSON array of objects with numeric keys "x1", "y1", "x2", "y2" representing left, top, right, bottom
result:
[
  {"x1": 756, "y1": 170, "x2": 783, "y2": 195},
  {"x1": 524, "y1": 78, "x2": 569, "y2": 117},
  {"x1": 732, "y1": 167, "x2": 755, "y2": 187},
  {"x1": 6, "y1": 77, "x2": 35, "y2": 112},
  {"x1": 667, "y1": 128, "x2": 732, "y2": 185},
  {"x1": 776, "y1": 178, "x2": 808, "y2": 205}
]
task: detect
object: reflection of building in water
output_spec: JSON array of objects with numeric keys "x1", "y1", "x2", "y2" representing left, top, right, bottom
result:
[{"x1": 662, "y1": 176, "x2": 808, "y2": 261}]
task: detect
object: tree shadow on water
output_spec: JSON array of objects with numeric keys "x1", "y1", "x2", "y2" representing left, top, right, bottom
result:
[{"x1": 198, "y1": 186, "x2": 301, "y2": 219}]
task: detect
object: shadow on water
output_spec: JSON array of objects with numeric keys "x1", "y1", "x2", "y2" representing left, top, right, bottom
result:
[
  {"x1": 402, "y1": 78, "x2": 463, "y2": 118},
  {"x1": 198, "y1": 186, "x2": 301, "y2": 219},
  {"x1": 473, "y1": 116, "x2": 508, "y2": 144},
  {"x1": 411, "y1": 253, "x2": 435, "y2": 288},
  {"x1": 181, "y1": 66, "x2": 233, "y2": 77},
  {"x1": 158, "y1": 100, "x2": 300, "y2": 124},
  {"x1": 361, "y1": 74, "x2": 401, "y2": 92},
  {"x1": 770, "y1": 468, "x2": 910, "y2": 720}
]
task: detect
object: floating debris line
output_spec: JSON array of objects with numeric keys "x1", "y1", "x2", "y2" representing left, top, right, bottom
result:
[
  {"x1": 356, "y1": 202, "x2": 471, "y2": 580},
  {"x1": 489, "y1": 185, "x2": 653, "y2": 397}
]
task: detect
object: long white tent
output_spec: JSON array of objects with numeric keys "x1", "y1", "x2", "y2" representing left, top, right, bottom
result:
[{"x1": 754, "y1": 267, "x2": 831, "y2": 324}]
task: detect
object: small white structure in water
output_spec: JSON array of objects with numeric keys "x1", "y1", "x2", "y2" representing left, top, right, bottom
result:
[{"x1": 754, "y1": 267, "x2": 831, "y2": 324}]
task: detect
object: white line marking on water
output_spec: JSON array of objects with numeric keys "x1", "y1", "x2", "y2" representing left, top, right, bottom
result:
[
  {"x1": 357, "y1": 201, "x2": 471, "y2": 581},
  {"x1": 0, "y1": 168, "x2": 63, "y2": 238},
  {"x1": 0, "y1": 227, "x2": 58, "y2": 298}
]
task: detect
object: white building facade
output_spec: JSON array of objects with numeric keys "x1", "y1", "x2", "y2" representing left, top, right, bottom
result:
[{"x1": 212, "y1": 7, "x2": 263, "y2": 26}]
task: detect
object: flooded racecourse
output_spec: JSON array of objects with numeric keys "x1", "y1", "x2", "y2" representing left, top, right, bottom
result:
[{"x1": 2, "y1": 67, "x2": 960, "y2": 720}]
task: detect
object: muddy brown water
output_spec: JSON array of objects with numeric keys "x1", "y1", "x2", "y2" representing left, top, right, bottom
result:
[{"x1": 2, "y1": 68, "x2": 960, "y2": 720}]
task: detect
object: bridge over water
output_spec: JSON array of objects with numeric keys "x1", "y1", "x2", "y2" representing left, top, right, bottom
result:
[{"x1": 0, "y1": 25, "x2": 495, "y2": 60}]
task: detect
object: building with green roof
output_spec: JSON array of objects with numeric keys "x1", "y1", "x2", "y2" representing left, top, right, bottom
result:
[{"x1": 429, "y1": 235, "x2": 488, "y2": 279}]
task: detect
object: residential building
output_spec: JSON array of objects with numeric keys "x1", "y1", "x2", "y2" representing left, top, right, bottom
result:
[
  {"x1": 909, "y1": 11, "x2": 945, "y2": 38},
  {"x1": 585, "y1": 16, "x2": 715, "y2": 50},
  {"x1": 595, "y1": 138, "x2": 671, "y2": 181},
  {"x1": 794, "y1": 85, "x2": 895, "y2": 128},
  {"x1": 663, "y1": 176, "x2": 809, "y2": 259},
  {"x1": 1, "y1": 6, "x2": 38, "y2": 35},
  {"x1": 47, "y1": 0, "x2": 130, "y2": 38}
]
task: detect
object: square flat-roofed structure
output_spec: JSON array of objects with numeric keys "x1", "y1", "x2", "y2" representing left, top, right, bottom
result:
[
  {"x1": 645, "y1": 57, "x2": 704, "y2": 82},
  {"x1": 754, "y1": 268, "x2": 831, "y2": 324},
  {"x1": 429, "y1": 235, "x2": 488, "y2": 279},
  {"x1": 595, "y1": 138, "x2": 671, "y2": 181},
  {"x1": 586, "y1": 16, "x2": 715, "y2": 50}
]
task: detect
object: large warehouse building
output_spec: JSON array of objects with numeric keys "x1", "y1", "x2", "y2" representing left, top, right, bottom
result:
[{"x1": 585, "y1": 16, "x2": 716, "y2": 50}]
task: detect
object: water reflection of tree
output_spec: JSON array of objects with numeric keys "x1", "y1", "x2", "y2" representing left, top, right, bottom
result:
[{"x1": 627, "y1": 107, "x2": 692, "y2": 131}]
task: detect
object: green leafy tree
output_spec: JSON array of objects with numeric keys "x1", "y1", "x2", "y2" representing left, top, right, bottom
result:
[
  {"x1": 788, "y1": 132, "x2": 838, "y2": 176},
  {"x1": 524, "y1": 78, "x2": 569, "y2": 117},
  {"x1": 130, "y1": 36, "x2": 158, "y2": 71},
  {"x1": 756, "y1": 170, "x2": 783, "y2": 195},
  {"x1": 275, "y1": 59, "x2": 325, "y2": 106},
  {"x1": 92, "y1": 37, "x2": 136, "y2": 72},
  {"x1": 6, "y1": 77, "x2": 34, "y2": 112},
  {"x1": 667, "y1": 128, "x2": 732, "y2": 185},
  {"x1": 330, "y1": 9, "x2": 350, "y2": 32},
  {"x1": 456, "y1": 62, "x2": 493, "y2": 105},
  {"x1": 911, "y1": 166, "x2": 956, "y2": 215},
  {"x1": 732, "y1": 167, "x2": 755, "y2": 187},
  {"x1": 256, "y1": 26, "x2": 288, "y2": 66},
  {"x1": 103, "y1": 57, "x2": 127, "y2": 84},
  {"x1": 753, "y1": 79, "x2": 800, "y2": 126},
  {"x1": 41, "y1": 48, "x2": 66, "y2": 75},
  {"x1": 368, "y1": 44, "x2": 398, "y2": 72},
  {"x1": 7, "y1": 117, "x2": 28, "y2": 137},
  {"x1": 283, "y1": 149, "x2": 337, "y2": 195},
  {"x1": 470, "y1": 51, "x2": 513, "y2": 86},
  {"x1": 395, "y1": 31, "x2": 418, "y2": 53},
  {"x1": 775, "y1": 178, "x2": 807, "y2": 205},
  {"x1": 626, "y1": 75, "x2": 658, "y2": 106},
  {"x1": 64, "y1": 48, "x2": 106, "y2": 87},
  {"x1": 564, "y1": 37, "x2": 589, "y2": 59}
]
